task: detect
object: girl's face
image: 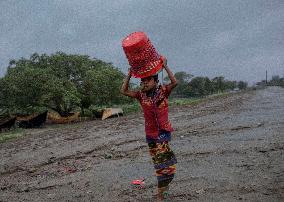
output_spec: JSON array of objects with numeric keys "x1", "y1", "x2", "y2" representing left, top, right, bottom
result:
[{"x1": 140, "y1": 76, "x2": 157, "y2": 92}]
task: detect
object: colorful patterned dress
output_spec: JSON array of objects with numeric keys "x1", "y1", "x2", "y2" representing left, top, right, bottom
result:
[{"x1": 135, "y1": 85, "x2": 177, "y2": 188}]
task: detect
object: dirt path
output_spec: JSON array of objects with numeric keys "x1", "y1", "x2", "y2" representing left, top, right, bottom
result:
[{"x1": 0, "y1": 87, "x2": 283, "y2": 202}]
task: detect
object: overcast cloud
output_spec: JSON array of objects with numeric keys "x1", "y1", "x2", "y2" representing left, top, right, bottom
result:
[{"x1": 0, "y1": 0, "x2": 283, "y2": 84}]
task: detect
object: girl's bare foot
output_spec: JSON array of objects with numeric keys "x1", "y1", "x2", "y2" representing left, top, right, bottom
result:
[{"x1": 157, "y1": 186, "x2": 169, "y2": 201}]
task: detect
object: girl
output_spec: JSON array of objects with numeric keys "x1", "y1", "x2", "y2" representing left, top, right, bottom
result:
[{"x1": 120, "y1": 57, "x2": 178, "y2": 200}]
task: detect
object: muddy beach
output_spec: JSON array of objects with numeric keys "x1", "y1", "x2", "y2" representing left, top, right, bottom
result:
[{"x1": 0, "y1": 87, "x2": 283, "y2": 202}]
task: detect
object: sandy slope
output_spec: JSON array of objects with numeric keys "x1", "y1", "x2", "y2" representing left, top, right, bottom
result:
[{"x1": 0, "y1": 87, "x2": 283, "y2": 202}]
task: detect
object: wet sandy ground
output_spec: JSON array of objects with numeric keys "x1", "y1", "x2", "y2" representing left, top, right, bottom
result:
[{"x1": 0, "y1": 87, "x2": 283, "y2": 202}]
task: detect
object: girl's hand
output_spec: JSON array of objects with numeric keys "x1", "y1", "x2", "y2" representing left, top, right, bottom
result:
[
  {"x1": 161, "y1": 55, "x2": 167, "y2": 68},
  {"x1": 127, "y1": 68, "x2": 132, "y2": 77}
]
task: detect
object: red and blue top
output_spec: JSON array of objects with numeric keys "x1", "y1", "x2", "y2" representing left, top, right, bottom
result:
[{"x1": 135, "y1": 85, "x2": 173, "y2": 139}]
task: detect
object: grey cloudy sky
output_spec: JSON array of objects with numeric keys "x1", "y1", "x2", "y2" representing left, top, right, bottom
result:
[{"x1": 0, "y1": 0, "x2": 283, "y2": 84}]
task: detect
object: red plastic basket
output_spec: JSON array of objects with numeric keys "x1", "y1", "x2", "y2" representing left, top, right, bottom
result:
[{"x1": 122, "y1": 32, "x2": 163, "y2": 78}]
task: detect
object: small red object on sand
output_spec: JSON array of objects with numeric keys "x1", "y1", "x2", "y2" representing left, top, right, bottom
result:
[
  {"x1": 122, "y1": 31, "x2": 163, "y2": 78},
  {"x1": 131, "y1": 178, "x2": 145, "y2": 185}
]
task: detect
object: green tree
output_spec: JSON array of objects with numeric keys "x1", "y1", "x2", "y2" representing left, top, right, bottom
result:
[
  {"x1": 268, "y1": 75, "x2": 284, "y2": 87},
  {"x1": 188, "y1": 77, "x2": 212, "y2": 96},
  {"x1": 212, "y1": 76, "x2": 226, "y2": 92},
  {"x1": 165, "y1": 71, "x2": 193, "y2": 97},
  {"x1": 224, "y1": 80, "x2": 237, "y2": 90},
  {"x1": 84, "y1": 66, "x2": 127, "y2": 106},
  {"x1": 2, "y1": 66, "x2": 80, "y2": 115},
  {"x1": 237, "y1": 81, "x2": 248, "y2": 90},
  {"x1": 2, "y1": 52, "x2": 128, "y2": 115}
]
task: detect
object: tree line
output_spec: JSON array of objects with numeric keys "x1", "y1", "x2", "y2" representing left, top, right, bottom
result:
[
  {"x1": 0, "y1": 52, "x2": 130, "y2": 116},
  {"x1": 256, "y1": 75, "x2": 284, "y2": 87},
  {"x1": 165, "y1": 71, "x2": 247, "y2": 97},
  {"x1": 0, "y1": 52, "x2": 249, "y2": 117}
]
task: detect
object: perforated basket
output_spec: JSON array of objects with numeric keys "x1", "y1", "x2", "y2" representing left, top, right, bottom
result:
[{"x1": 122, "y1": 32, "x2": 163, "y2": 78}]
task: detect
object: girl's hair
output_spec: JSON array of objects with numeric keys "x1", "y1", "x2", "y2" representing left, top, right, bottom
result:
[
  {"x1": 141, "y1": 74, "x2": 159, "y2": 82},
  {"x1": 153, "y1": 74, "x2": 158, "y2": 82}
]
